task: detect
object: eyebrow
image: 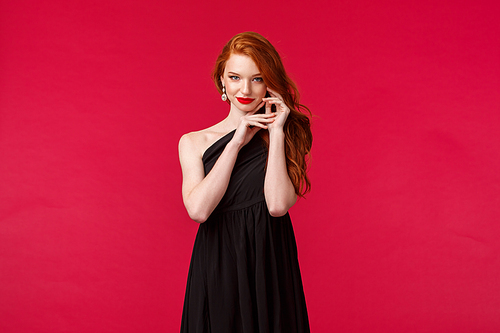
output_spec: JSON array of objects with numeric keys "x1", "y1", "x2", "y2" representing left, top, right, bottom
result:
[{"x1": 227, "y1": 71, "x2": 262, "y2": 77}]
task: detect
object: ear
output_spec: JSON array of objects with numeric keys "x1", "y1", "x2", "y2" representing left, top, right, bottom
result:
[{"x1": 220, "y1": 75, "x2": 225, "y2": 87}]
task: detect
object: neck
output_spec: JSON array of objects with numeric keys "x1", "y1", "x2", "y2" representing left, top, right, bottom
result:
[{"x1": 220, "y1": 105, "x2": 247, "y2": 131}]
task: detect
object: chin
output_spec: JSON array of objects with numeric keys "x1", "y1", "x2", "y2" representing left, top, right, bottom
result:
[{"x1": 238, "y1": 104, "x2": 257, "y2": 112}]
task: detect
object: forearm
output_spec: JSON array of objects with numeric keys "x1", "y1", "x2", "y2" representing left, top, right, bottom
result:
[
  {"x1": 264, "y1": 129, "x2": 297, "y2": 216},
  {"x1": 184, "y1": 141, "x2": 240, "y2": 222}
]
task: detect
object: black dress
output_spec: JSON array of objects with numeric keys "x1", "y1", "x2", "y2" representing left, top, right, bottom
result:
[{"x1": 181, "y1": 130, "x2": 310, "y2": 333}]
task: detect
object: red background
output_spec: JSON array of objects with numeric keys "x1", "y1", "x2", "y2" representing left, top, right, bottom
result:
[{"x1": 1, "y1": 0, "x2": 499, "y2": 332}]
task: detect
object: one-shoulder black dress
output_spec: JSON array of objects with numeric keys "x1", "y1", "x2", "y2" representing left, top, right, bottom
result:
[{"x1": 181, "y1": 130, "x2": 310, "y2": 333}]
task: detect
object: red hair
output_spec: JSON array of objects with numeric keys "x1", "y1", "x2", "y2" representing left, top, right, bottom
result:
[{"x1": 212, "y1": 32, "x2": 313, "y2": 196}]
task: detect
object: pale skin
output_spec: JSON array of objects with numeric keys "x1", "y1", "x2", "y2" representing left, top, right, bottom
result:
[{"x1": 178, "y1": 54, "x2": 297, "y2": 223}]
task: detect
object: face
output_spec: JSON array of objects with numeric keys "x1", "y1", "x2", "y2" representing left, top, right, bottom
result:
[{"x1": 221, "y1": 53, "x2": 267, "y2": 111}]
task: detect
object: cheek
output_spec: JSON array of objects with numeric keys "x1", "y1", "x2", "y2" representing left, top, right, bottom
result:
[
  {"x1": 225, "y1": 84, "x2": 237, "y2": 95},
  {"x1": 257, "y1": 85, "x2": 267, "y2": 97}
]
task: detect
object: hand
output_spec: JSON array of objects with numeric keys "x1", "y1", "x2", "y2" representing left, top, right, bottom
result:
[
  {"x1": 263, "y1": 88, "x2": 290, "y2": 133},
  {"x1": 232, "y1": 101, "x2": 276, "y2": 148}
]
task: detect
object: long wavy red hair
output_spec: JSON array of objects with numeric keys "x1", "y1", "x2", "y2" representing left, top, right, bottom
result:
[{"x1": 212, "y1": 32, "x2": 313, "y2": 197}]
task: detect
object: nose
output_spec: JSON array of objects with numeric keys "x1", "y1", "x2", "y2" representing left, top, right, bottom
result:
[{"x1": 241, "y1": 79, "x2": 251, "y2": 95}]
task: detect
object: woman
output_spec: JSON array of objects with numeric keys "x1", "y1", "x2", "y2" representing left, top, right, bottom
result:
[{"x1": 179, "y1": 32, "x2": 312, "y2": 333}]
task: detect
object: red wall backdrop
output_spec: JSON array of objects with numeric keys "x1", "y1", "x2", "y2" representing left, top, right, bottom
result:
[{"x1": 1, "y1": 0, "x2": 499, "y2": 332}]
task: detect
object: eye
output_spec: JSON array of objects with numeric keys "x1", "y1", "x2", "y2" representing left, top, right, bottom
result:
[
  {"x1": 229, "y1": 75, "x2": 239, "y2": 80},
  {"x1": 253, "y1": 77, "x2": 264, "y2": 82}
]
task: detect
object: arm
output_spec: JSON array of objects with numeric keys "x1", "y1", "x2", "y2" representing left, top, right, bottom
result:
[
  {"x1": 179, "y1": 104, "x2": 274, "y2": 223},
  {"x1": 179, "y1": 133, "x2": 240, "y2": 223},
  {"x1": 263, "y1": 88, "x2": 298, "y2": 217}
]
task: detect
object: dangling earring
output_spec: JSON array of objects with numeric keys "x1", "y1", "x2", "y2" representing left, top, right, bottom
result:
[{"x1": 221, "y1": 85, "x2": 227, "y2": 101}]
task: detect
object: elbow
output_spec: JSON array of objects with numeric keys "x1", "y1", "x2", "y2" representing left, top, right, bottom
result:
[
  {"x1": 266, "y1": 193, "x2": 296, "y2": 217},
  {"x1": 188, "y1": 210, "x2": 208, "y2": 223},
  {"x1": 267, "y1": 204, "x2": 289, "y2": 217},
  {"x1": 185, "y1": 205, "x2": 209, "y2": 223},
  {"x1": 184, "y1": 197, "x2": 210, "y2": 223}
]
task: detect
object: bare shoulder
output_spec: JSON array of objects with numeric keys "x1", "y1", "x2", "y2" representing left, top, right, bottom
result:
[
  {"x1": 179, "y1": 125, "x2": 232, "y2": 160},
  {"x1": 179, "y1": 130, "x2": 204, "y2": 159},
  {"x1": 179, "y1": 128, "x2": 214, "y2": 159}
]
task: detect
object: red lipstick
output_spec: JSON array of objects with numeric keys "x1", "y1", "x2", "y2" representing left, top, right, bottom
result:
[{"x1": 236, "y1": 97, "x2": 255, "y2": 104}]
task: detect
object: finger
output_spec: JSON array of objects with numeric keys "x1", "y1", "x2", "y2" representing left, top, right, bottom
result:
[
  {"x1": 263, "y1": 98, "x2": 286, "y2": 109},
  {"x1": 247, "y1": 120, "x2": 269, "y2": 129},
  {"x1": 265, "y1": 99, "x2": 272, "y2": 114},
  {"x1": 258, "y1": 112, "x2": 277, "y2": 117},
  {"x1": 251, "y1": 117, "x2": 275, "y2": 123},
  {"x1": 247, "y1": 116, "x2": 275, "y2": 123},
  {"x1": 255, "y1": 113, "x2": 276, "y2": 117},
  {"x1": 264, "y1": 100, "x2": 284, "y2": 113},
  {"x1": 263, "y1": 99, "x2": 289, "y2": 111},
  {"x1": 262, "y1": 97, "x2": 281, "y2": 102},
  {"x1": 247, "y1": 113, "x2": 276, "y2": 120},
  {"x1": 262, "y1": 99, "x2": 284, "y2": 105}
]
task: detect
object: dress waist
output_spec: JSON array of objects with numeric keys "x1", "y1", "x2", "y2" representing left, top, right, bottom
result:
[{"x1": 212, "y1": 195, "x2": 266, "y2": 214}]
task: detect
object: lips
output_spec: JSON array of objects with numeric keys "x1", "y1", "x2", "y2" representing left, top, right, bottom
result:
[{"x1": 236, "y1": 97, "x2": 255, "y2": 104}]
